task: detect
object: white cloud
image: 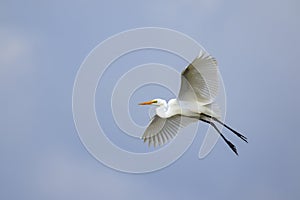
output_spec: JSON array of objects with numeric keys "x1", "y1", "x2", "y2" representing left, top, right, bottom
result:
[
  {"x1": 0, "y1": 28, "x2": 35, "y2": 78},
  {"x1": 32, "y1": 147, "x2": 169, "y2": 199}
]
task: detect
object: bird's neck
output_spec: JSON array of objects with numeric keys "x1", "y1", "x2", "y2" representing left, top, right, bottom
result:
[{"x1": 156, "y1": 100, "x2": 169, "y2": 118}]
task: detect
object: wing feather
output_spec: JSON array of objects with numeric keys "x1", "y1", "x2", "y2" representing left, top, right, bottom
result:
[
  {"x1": 178, "y1": 51, "x2": 219, "y2": 104},
  {"x1": 142, "y1": 115, "x2": 197, "y2": 146}
]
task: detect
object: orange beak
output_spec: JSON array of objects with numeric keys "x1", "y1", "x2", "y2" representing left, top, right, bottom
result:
[{"x1": 138, "y1": 100, "x2": 154, "y2": 105}]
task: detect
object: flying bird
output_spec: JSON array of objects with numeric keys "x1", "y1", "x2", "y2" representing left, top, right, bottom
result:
[{"x1": 139, "y1": 51, "x2": 247, "y2": 155}]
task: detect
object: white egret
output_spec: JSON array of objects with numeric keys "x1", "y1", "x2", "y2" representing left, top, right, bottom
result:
[{"x1": 139, "y1": 51, "x2": 247, "y2": 155}]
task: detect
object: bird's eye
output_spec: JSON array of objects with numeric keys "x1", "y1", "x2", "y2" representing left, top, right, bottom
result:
[{"x1": 152, "y1": 100, "x2": 158, "y2": 103}]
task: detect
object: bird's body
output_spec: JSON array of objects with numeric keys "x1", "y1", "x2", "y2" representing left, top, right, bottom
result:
[
  {"x1": 139, "y1": 51, "x2": 247, "y2": 155},
  {"x1": 154, "y1": 98, "x2": 218, "y2": 119}
]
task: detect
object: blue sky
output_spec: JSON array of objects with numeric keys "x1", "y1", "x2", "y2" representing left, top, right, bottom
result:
[{"x1": 1, "y1": 0, "x2": 300, "y2": 199}]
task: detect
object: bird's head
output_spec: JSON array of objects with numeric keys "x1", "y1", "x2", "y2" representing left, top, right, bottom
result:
[{"x1": 138, "y1": 98, "x2": 166, "y2": 106}]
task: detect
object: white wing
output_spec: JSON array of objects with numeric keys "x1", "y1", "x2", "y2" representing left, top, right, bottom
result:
[
  {"x1": 142, "y1": 115, "x2": 197, "y2": 147},
  {"x1": 178, "y1": 51, "x2": 219, "y2": 104}
]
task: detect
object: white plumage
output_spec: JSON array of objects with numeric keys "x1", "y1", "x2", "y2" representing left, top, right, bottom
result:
[{"x1": 139, "y1": 51, "x2": 247, "y2": 155}]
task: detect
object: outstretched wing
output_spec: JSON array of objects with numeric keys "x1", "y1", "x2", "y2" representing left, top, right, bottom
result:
[
  {"x1": 142, "y1": 115, "x2": 197, "y2": 147},
  {"x1": 178, "y1": 51, "x2": 219, "y2": 104}
]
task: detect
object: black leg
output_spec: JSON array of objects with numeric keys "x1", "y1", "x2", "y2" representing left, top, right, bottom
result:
[
  {"x1": 201, "y1": 113, "x2": 248, "y2": 143},
  {"x1": 200, "y1": 118, "x2": 238, "y2": 156}
]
